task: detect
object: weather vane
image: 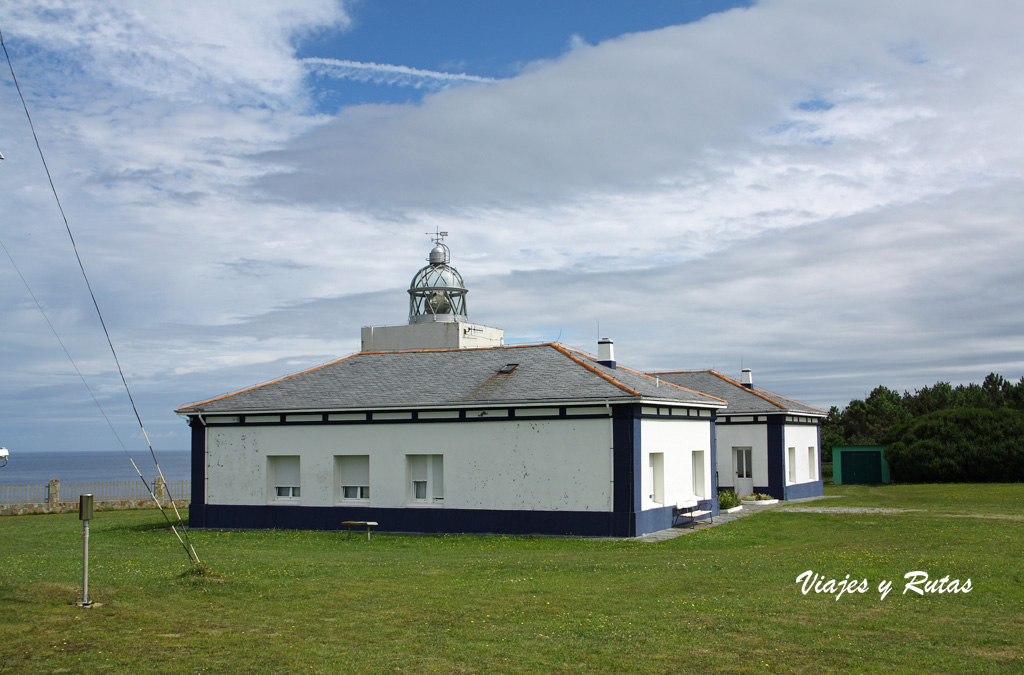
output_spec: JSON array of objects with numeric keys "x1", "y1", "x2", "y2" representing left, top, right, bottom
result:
[{"x1": 426, "y1": 228, "x2": 449, "y2": 245}]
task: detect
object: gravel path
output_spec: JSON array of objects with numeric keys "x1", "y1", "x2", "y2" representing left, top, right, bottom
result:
[{"x1": 776, "y1": 506, "x2": 922, "y2": 514}]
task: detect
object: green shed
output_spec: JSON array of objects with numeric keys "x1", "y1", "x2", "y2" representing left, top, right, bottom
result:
[{"x1": 832, "y1": 446, "x2": 891, "y2": 485}]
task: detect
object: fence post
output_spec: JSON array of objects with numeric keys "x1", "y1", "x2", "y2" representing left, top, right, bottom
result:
[
  {"x1": 48, "y1": 479, "x2": 60, "y2": 507},
  {"x1": 154, "y1": 476, "x2": 166, "y2": 505}
]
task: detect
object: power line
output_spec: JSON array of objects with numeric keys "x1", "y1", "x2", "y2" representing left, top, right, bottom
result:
[{"x1": 1, "y1": 28, "x2": 199, "y2": 565}]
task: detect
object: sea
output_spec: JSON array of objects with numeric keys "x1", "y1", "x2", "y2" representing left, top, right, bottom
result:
[{"x1": 0, "y1": 449, "x2": 191, "y2": 486}]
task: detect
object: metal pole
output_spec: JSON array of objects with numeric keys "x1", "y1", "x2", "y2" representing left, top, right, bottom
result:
[
  {"x1": 77, "y1": 494, "x2": 93, "y2": 607},
  {"x1": 82, "y1": 518, "x2": 90, "y2": 606}
]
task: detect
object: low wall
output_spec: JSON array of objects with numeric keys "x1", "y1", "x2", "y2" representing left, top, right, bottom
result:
[
  {"x1": 1, "y1": 498, "x2": 192, "y2": 517},
  {"x1": 0, "y1": 477, "x2": 190, "y2": 516}
]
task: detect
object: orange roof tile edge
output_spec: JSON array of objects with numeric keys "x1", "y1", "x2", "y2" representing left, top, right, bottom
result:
[
  {"x1": 550, "y1": 344, "x2": 641, "y2": 396},
  {"x1": 175, "y1": 352, "x2": 366, "y2": 412},
  {"x1": 592, "y1": 360, "x2": 727, "y2": 403},
  {"x1": 704, "y1": 370, "x2": 788, "y2": 410},
  {"x1": 758, "y1": 390, "x2": 828, "y2": 415},
  {"x1": 655, "y1": 369, "x2": 824, "y2": 413},
  {"x1": 627, "y1": 367, "x2": 728, "y2": 403},
  {"x1": 705, "y1": 371, "x2": 825, "y2": 413},
  {"x1": 557, "y1": 345, "x2": 726, "y2": 403}
]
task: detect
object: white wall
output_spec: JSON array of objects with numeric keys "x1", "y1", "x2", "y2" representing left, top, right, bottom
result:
[
  {"x1": 360, "y1": 322, "x2": 504, "y2": 351},
  {"x1": 639, "y1": 418, "x2": 713, "y2": 509},
  {"x1": 784, "y1": 424, "x2": 820, "y2": 485},
  {"x1": 205, "y1": 415, "x2": 614, "y2": 512},
  {"x1": 715, "y1": 424, "x2": 768, "y2": 488}
]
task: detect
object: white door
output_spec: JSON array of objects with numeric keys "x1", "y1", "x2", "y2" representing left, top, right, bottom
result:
[{"x1": 735, "y1": 447, "x2": 753, "y2": 496}]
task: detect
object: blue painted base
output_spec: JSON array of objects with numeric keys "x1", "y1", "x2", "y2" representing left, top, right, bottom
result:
[
  {"x1": 194, "y1": 504, "x2": 673, "y2": 537},
  {"x1": 635, "y1": 504, "x2": 675, "y2": 534},
  {"x1": 785, "y1": 480, "x2": 824, "y2": 500}
]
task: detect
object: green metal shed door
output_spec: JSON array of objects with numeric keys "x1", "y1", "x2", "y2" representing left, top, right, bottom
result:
[{"x1": 843, "y1": 451, "x2": 883, "y2": 485}]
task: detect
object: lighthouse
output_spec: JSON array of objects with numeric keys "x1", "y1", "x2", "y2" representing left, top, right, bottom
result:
[{"x1": 360, "y1": 233, "x2": 504, "y2": 351}]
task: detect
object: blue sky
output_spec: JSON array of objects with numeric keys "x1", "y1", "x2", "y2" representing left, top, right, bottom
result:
[
  {"x1": 1, "y1": 0, "x2": 1023, "y2": 455},
  {"x1": 298, "y1": 0, "x2": 751, "y2": 107}
]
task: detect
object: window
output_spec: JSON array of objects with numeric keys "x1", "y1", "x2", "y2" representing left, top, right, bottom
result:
[
  {"x1": 692, "y1": 451, "x2": 706, "y2": 498},
  {"x1": 808, "y1": 446, "x2": 817, "y2": 481},
  {"x1": 788, "y1": 447, "x2": 797, "y2": 483},
  {"x1": 407, "y1": 455, "x2": 444, "y2": 504},
  {"x1": 344, "y1": 486, "x2": 370, "y2": 499},
  {"x1": 268, "y1": 455, "x2": 300, "y2": 501},
  {"x1": 735, "y1": 447, "x2": 752, "y2": 479},
  {"x1": 648, "y1": 453, "x2": 664, "y2": 504},
  {"x1": 336, "y1": 455, "x2": 370, "y2": 502}
]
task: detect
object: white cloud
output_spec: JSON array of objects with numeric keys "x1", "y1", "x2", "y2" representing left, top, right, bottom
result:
[
  {"x1": 3, "y1": 0, "x2": 349, "y2": 105},
  {"x1": 1, "y1": 0, "x2": 1023, "y2": 453},
  {"x1": 566, "y1": 33, "x2": 588, "y2": 51},
  {"x1": 256, "y1": 0, "x2": 1024, "y2": 246}
]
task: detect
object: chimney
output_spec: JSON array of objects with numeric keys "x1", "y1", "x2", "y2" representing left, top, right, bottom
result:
[
  {"x1": 741, "y1": 368, "x2": 753, "y2": 389},
  {"x1": 597, "y1": 338, "x2": 616, "y2": 369}
]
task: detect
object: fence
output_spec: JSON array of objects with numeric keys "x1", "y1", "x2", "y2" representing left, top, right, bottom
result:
[{"x1": 0, "y1": 477, "x2": 190, "y2": 515}]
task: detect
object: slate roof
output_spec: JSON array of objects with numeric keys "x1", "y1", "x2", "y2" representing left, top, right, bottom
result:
[
  {"x1": 649, "y1": 370, "x2": 826, "y2": 417},
  {"x1": 177, "y1": 343, "x2": 726, "y2": 415}
]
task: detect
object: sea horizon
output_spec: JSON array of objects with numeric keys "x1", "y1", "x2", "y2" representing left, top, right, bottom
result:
[{"x1": 0, "y1": 449, "x2": 191, "y2": 486}]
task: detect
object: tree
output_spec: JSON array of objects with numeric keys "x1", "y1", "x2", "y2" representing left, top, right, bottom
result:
[
  {"x1": 827, "y1": 374, "x2": 1024, "y2": 484},
  {"x1": 885, "y1": 408, "x2": 1024, "y2": 483},
  {"x1": 837, "y1": 386, "x2": 909, "y2": 446},
  {"x1": 820, "y1": 406, "x2": 844, "y2": 460},
  {"x1": 905, "y1": 381, "x2": 954, "y2": 416},
  {"x1": 1007, "y1": 377, "x2": 1024, "y2": 411}
]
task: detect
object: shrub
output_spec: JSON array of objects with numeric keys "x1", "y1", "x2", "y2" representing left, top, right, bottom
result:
[{"x1": 718, "y1": 490, "x2": 741, "y2": 509}]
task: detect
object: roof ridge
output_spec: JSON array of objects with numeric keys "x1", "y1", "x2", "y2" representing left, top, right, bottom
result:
[
  {"x1": 649, "y1": 369, "x2": 713, "y2": 375},
  {"x1": 557, "y1": 346, "x2": 726, "y2": 403},
  {"x1": 550, "y1": 344, "x2": 640, "y2": 396},
  {"x1": 705, "y1": 371, "x2": 823, "y2": 413},
  {"x1": 628, "y1": 367, "x2": 728, "y2": 403},
  {"x1": 704, "y1": 370, "x2": 788, "y2": 410},
  {"x1": 758, "y1": 389, "x2": 828, "y2": 414}
]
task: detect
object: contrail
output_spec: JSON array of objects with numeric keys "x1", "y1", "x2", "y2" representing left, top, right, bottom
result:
[{"x1": 302, "y1": 57, "x2": 496, "y2": 89}]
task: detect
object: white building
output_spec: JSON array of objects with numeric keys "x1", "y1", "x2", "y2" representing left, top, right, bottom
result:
[
  {"x1": 178, "y1": 237, "x2": 726, "y2": 536},
  {"x1": 648, "y1": 369, "x2": 826, "y2": 500}
]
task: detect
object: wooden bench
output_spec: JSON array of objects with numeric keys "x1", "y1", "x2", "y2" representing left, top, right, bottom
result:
[
  {"x1": 341, "y1": 520, "x2": 378, "y2": 541},
  {"x1": 674, "y1": 499, "x2": 712, "y2": 529}
]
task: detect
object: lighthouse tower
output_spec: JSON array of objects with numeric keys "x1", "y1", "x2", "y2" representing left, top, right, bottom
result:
[{"x1": 360, "y1": 233, "x2": 504, "y2": 351}]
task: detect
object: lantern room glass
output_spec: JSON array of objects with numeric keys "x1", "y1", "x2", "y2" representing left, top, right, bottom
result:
[{"x1": 408, "y1": 253, "x2": 468, "y2": 324}]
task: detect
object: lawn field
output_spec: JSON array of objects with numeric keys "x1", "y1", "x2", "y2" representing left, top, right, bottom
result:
[{"x1": 1, "y1": 484, "x2": 1022, "y2": 674}]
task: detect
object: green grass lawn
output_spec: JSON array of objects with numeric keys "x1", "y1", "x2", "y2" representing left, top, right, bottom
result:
[{"x1": 2, "y1": 484, "x2": 1022, "y2": 674}]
